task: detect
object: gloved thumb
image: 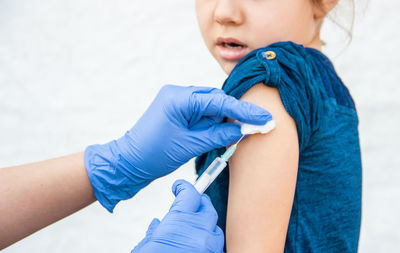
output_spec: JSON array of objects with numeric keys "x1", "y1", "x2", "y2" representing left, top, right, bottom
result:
[{"x1": 169, "y1": 179, "x2": 202, "y2": 213}]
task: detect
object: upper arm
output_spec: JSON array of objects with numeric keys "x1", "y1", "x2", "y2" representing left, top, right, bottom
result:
[{"x1": 226, "y1": 83, "x2": 299, "y2": 252}]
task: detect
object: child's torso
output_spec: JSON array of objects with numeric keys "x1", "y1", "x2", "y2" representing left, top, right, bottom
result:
[{"x1": 195, "y1": 42, "x2": 362, "y2": 253}]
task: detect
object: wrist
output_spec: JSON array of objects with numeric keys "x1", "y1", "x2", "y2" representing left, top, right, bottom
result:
[{"x1": 84, "y1": 140, "x2": 151, "y2": 212}]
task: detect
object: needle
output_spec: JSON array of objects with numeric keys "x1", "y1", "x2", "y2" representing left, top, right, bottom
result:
[{"x1": 235, "y1": 134, "x2": 247, "y2": 145}]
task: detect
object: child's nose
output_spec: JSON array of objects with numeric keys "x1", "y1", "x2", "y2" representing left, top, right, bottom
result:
[{"x1": 214, "y1": 0, "x2": 243, "y2": 26}]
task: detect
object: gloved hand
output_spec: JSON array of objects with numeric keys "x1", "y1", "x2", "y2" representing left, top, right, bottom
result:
[
  {"x1": 131, "y1": 180, "x2": 224, "y2": 253},
  {"x1": 85, "y1": 85, "x2": 272, "y2": 212}
]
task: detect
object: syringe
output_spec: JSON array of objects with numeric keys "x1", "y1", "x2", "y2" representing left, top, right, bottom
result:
[{"x1": 194, "y1": 135, "x2": 246, "y2": 194}]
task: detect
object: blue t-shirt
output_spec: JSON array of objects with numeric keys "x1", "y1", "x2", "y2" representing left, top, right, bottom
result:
[{"x1": 195, "y1": 41, "x2": 362, "y2": 252}]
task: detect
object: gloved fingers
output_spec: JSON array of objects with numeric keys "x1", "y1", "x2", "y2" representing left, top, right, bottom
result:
[
  {"x1": 159, "y1": 85, "x2": 221, "y2": 106},
  {"x1": 197, "y1": 195, "x2": 219, "y2": 231},
  {"x1": 189, "y1": 116, "x2": 223, "y2": 130},
  {"x1": 146, "y1": 218, "x2": 161, "y2": 237},
  {"x1": 131, "y1": 218, "x2": 161, "y2": 252},
  {"x1": 169, "y1": 179, "x2": 202, "y2": 213},
  {"x1": 191, "y1": 92, "x2": 272, "y2": 125},
  {"x1": 187, "y1": 88, "x2": 225, "y2": 128},
  {"x1": 131, "y1": 238, "x2": 148, "y2": 252},
  {"x1": 186, "y1": 85, "x2": 225, "y2": 94},
  {"x1": 206, "y1": 226, "x2": 225, "y2": 253},
  {"x1": 132, "y1": 218, "x2": 160, "y2": 251},
  {"x1": 195, "y1": 123, "x2": 242, "y2": 150}
]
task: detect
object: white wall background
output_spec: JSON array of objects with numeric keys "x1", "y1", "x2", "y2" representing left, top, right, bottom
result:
[{"x1": 0, "y1": 0, "x2": 399, "y2": 252}]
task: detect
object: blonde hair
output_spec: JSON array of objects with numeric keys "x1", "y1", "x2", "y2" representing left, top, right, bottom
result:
[{"x1": 313, "y1": 0, "x2": 356, "y2": 45}]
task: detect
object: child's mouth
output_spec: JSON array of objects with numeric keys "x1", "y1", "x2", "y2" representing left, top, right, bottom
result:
[
  {"x1": 222, "y1": 42, "x2": 245, "y2": 49},
  {"x1": 216, "y1": 37, "x2": 250, "y2": 62}
]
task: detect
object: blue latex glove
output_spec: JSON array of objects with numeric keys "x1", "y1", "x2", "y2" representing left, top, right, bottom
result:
[
  {"x1": 131, "y1": 180, "x2": 224, "y2": 253},
  {"x1": 85, "y1": 85, "x2": 272, "y2": 212}
]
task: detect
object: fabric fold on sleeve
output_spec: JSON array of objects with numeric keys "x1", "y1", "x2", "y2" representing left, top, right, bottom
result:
[{"x1": 221, "y1": 41, "x2": 326, "y2": 151}]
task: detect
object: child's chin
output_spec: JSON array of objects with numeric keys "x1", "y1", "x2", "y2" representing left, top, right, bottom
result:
[{"x1": 220, "y1": 62, "x2": 237, "y2": 75}]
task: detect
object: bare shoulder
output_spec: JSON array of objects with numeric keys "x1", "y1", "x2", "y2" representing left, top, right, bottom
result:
[{"x1": 226, "y1": 83, "x2": 299, "y2": 253}]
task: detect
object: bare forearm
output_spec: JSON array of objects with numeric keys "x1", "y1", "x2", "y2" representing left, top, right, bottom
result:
[{"x1": 0, "y1": 152, "x2": 96, "y2": 249}]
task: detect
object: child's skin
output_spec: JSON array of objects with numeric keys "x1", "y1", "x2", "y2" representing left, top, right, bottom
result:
[{"x1": 196, "y1": 0, "x2": 339, "y2": 252}]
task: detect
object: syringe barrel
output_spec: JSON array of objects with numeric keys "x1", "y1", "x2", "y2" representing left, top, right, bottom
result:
[{"x1": 194, "y1": 157, "x2": 227, "y2": 194}]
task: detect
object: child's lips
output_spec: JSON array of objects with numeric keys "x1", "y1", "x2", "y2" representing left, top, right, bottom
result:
[
  {"x1": 216, "y1": 45, "x2": 250, "y2": 61},
  {"x1": 216, "y1": 37, "x2": 250, "y2": 61}
]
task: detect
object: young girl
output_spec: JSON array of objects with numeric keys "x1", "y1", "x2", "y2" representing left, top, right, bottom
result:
[{"x1": 195, "y1": 0, "x2": 362, "y2": 252}]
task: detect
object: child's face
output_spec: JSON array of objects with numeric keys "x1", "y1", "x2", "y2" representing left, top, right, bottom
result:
[{"x1": 196, "y1": 0, "x2": 320, "y2": 74}]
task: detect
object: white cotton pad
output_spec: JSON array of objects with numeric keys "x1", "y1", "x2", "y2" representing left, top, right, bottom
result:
[{"x1": 234, "y1": 120, "x2": 276, "y2": 135}]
